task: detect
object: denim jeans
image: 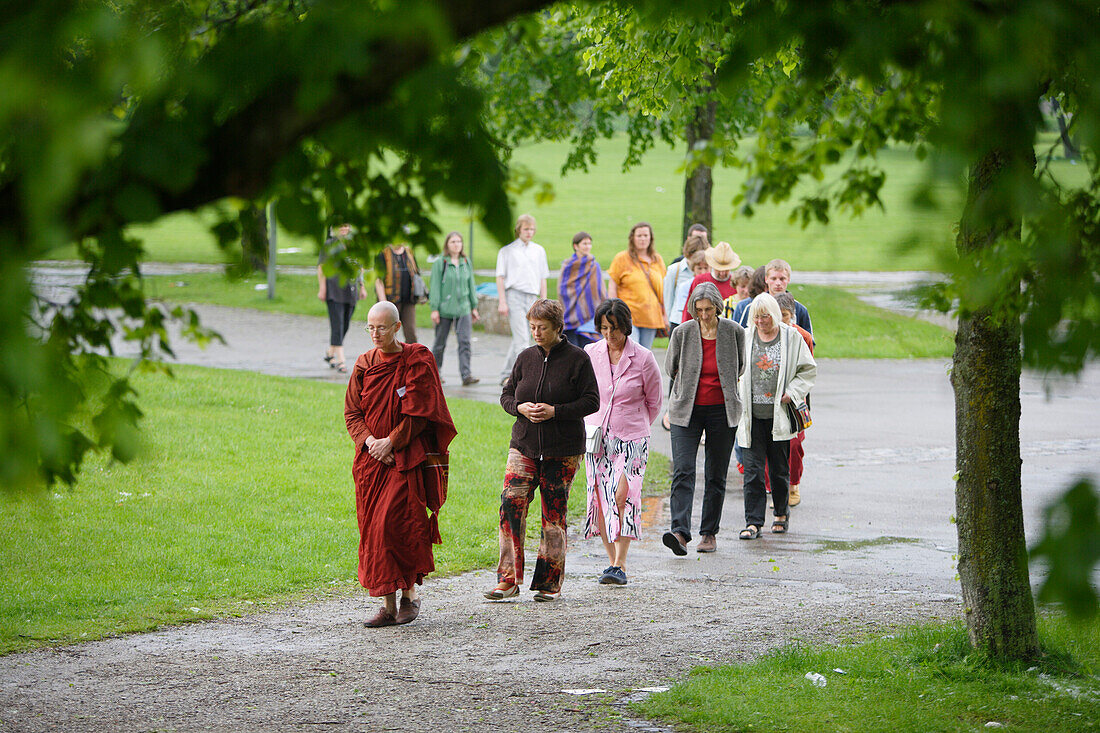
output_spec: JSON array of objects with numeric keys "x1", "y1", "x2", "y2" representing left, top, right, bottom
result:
[
  {"x1": 669, "y1": 404, "x2": 736, "y2": 541},
  {"x1": 743, "y1": 417, "x2": 790, "y2": 526},
  {"x1": 630, "y1": 326, "x2": 657, "y2": 350}
]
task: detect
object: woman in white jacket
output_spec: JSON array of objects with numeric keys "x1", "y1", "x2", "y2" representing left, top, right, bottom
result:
[{"x1": 736, "y1": 293, "x2": 816, "y2": 539}]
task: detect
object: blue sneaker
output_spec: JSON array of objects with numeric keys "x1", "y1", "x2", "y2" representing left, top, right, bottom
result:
[{"x1": 601, "y1": 566, "x2": 628, "y2": 585}]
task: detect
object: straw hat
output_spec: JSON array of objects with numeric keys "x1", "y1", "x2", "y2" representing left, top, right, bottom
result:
[{"x1": 704, "y1": 241, "x2": 741, "y2": 271}]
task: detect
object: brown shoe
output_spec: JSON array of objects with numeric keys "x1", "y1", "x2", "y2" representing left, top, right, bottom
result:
[
  {"x1": 662, "y1": 531, "x2": 688, "y2": 556},
  {"x1": 395, "y1": 597, "x2": 421, "y2": 625},
  {"x1": 364, "y1": 606, "x2": 397, "y2": 628},
  {"x1": 789, "y1": 484, "x2": 801, "y2": 506},
  {"x1": 696, "y1": 534, "x2": 717, "y2": 553}
]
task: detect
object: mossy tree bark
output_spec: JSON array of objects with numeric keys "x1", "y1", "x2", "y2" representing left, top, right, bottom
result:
[
  {"x1": 952, "y1": 148, "x2": 1040, "y2": 660},
  {"x1": 682, "y1": 96, "x2": 716, "y2": 243},
  {"x1": 238, "y1": 203, "x2": 270, "y2": 273}
]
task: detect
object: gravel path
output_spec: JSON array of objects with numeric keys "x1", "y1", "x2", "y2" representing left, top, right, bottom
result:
[{"x1": 3, "y1": 286, "x2": 1098, "y2": 732}]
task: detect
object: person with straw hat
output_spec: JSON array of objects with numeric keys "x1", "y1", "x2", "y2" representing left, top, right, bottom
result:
[{"x1": 679, "y1": 241, "x2": 741, "y2": 323}]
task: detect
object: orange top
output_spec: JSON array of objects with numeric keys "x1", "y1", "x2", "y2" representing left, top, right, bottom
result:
[{"x1": 608, "y1": 251, "x2": 667, "y2": 329}]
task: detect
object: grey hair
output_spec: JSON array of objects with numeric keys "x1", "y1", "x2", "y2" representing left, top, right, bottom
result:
[
  {"x1": 368, "y1": 300, "x2": 400, "y2": 324},
  {"x1": 687, "y1": 281, "x2": 723, "y2": 319},
  {"x1": 748, "y1": 292, "x2": 782, "y2": 327}
]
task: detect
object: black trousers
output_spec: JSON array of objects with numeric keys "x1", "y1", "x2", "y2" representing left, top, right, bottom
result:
[
  {"x1": 743, "y1": 416, "x2": 790, "y2": 526},
  {"x1": 669, "y1": 404, "x2": 736, "y2": 541},
  {"x1": 326, "y1": 300, "x2": 356, "y2": 347}
]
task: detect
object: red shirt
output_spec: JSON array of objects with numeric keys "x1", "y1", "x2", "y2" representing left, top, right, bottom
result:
[
  {"x1": 681, "y1": 273, "x2": 738, "y2": 322},
  {"x1": 694, "y1": 337, "x2": 725, "y2": 405}
]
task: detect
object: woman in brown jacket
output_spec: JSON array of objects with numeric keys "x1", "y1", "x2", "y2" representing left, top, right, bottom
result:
[{"x1": 485, "y1": 299, "x2": 600, "y2": 602}]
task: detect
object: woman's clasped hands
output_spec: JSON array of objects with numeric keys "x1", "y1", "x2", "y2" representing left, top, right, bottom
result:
[{"x1": 517, "y1": 402, "x2": 556, "y2": 423}]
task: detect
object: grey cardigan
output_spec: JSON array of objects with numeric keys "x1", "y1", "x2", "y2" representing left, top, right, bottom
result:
[{"x1": 664, "y1": 317, "x2": 747, "y2": 428}]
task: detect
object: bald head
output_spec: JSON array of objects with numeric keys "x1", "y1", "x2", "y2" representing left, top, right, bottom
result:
[
  {"x1": 368, "y1": 300, "x2": 399, "y2": 325},
  {"x1": 367, "y1": 301, "x2": 401, "y2": 350}
]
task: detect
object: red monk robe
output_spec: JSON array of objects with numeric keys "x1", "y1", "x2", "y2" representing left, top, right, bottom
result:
[{"x1": 344, "y1": 342, "x2": 457, "y2": 596}]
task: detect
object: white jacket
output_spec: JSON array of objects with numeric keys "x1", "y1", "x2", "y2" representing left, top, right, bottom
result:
[{"x1": 736, "y1": 322, "x2": 817, "y2": 446}]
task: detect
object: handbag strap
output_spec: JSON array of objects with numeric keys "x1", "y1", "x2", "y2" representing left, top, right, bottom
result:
[
  {"x1": 636, "y1": 258, "x2": 662, "y2": 302},
  {"x1": 598, "y1": 351, "x2": 622, "y2": 432}
]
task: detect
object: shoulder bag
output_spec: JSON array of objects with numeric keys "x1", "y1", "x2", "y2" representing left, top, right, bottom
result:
[
  {"x1": 785, "y1": 399, "x2": 812, "y2": 433},
  {"x1": 585, "y1": 360, "x2": 620, "y2": 455}
]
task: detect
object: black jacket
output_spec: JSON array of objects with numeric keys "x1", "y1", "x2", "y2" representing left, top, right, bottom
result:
[{"x1": 501, "y1": 339, "x2": 599, "y2": 459}]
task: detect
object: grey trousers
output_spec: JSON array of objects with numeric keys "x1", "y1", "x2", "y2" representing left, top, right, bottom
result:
[
  {"x1": 432, "y1": 313, "x2": 473, "y2": 380},
  {"x1": 500, "y1": 288, "x2": 537, "y2": 380}
]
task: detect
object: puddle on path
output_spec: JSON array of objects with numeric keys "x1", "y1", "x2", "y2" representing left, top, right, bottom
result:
[{"x1": 813, "y1": 536, "x2": 920, "y2": 553}]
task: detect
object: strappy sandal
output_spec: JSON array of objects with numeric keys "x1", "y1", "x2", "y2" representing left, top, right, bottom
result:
[
  {"x1": 739, "y1": 525, "x2": 760, "y2": 540},
  {"x1": 324, "y1": 353, "x2": 335, "y2": 368},
  {"x1": 336, "y1": 362, "x2": 348, "y2": 374},
  {"x1": 771, "y1": 516, "x2": 789, "y2": 534},
  {"x1": 483, "y1": 582, "x2": 519, "y2": 600}
]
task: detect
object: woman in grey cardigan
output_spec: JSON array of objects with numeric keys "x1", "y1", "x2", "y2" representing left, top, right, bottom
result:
[{"x1": 662, "y1": 282, "x2": 746, "y2": 556}]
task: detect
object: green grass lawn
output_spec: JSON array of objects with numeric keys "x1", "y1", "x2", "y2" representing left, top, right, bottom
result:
[
  {"x1": 635, "y1": 615, "x2": 1100, "y2": 732},
  {"x1": 35, "y1": 136, "x2": 969, "y2": 272},
  {"x1": 0, "y1": 362, "x2": 630, "y2": 654},
  {"x1": 36, "y1": 133, "x2": 1087, "y2": 274},
  {"x1": 145, "y1": 273, "x2": 954, "y2": 359}
]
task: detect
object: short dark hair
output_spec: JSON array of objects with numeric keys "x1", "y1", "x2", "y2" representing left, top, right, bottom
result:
[
  {"x1": 774, "y1": 292, "x2": 796, "y2": 314},
  {"x1": 593, "y1": 298, "x2": 633, "y2": 337},
  {"x1": 526, "y1": 298, "x2": 565, "y2": 334},
  {"x1": 572, "y1": 231, "x2": 592, "y2": 248}
]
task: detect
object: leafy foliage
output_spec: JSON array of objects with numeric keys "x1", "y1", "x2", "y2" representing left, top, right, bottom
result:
[
  {"x1": 1031, "y1": 478, "x2": 1100, "y2": 618},
  {"x1": 2, "y1": 0, "x2": 543, "y2": 489}
]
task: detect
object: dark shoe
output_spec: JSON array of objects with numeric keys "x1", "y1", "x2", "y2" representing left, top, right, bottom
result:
[
  {"x1": 364, "y1": 606, "x2": 397, "y2": 627},
  {"x1": 598, "y1": 566, "x2": 616, "y2": 584},
  {"x1": 696, "y1": 534, "x2": 717, "y2": 553},
  {"x1": 662, "y1": 531, "x2": 688, "y2": 556},
  {"x1": 605, "y1": 566, "x2": 627, "y2": 585},
  {"x1": 462, "y1": 376, "x2": 480, "y2": 386},
  {"x1": 395, "y1": 597, "x2": 421, "y2": 625},
  {"x1": 739, "y1": 525, "x2": 761, "y2": 540}
]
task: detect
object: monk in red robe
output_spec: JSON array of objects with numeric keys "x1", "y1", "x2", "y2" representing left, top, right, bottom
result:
[{"x1": 344, "y1": 301, "x2": 457, "y2": 627}]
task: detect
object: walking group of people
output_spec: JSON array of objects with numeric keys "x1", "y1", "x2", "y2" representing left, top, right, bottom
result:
[{"x1": 339, "y1": 215, "x2": 816, "y2": 626}]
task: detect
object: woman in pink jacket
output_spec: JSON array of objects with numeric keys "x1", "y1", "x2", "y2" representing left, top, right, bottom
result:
[{"x1": 583, "y1": 299, "x2": 663, "y2": 586}]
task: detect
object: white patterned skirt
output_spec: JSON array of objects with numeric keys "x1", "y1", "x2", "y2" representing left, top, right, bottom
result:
[{"x1": 583, "y1": 433, "x2": 649, "y2": 541}]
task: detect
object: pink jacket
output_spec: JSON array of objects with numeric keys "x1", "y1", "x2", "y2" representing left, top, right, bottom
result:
[{"x1": 583, "y1": 338, "x2": 663, "y2": 441}]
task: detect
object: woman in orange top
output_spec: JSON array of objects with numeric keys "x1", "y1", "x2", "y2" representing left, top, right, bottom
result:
[{"x1": 607, "y1": 222, "x2": 667, "y2": 349}]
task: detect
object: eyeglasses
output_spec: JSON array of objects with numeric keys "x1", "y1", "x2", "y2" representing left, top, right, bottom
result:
[{"x1": 366, "y1": 324, "x2": 396, "y2": 333}]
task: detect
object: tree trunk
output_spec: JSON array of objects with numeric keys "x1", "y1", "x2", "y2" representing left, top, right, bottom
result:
[
  {"x1": 952, "y1": 148, "x2": 1039, "y2": 660},
  {"x1": 238, "y1": 203, "x2": 269, "y2": 272},
  {"x1": 682, "y1": 97, "x2": 716, "y2": 243}
]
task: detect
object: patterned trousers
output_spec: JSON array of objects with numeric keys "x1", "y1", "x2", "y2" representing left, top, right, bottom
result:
[{"x1": 496, "y1": 449, "x2": 580, "y2": 593}]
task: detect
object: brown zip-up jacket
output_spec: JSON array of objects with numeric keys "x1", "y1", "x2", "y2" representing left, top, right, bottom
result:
[{"x1": 500, "y1": 339, "x2": 599, "y2": 459}]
